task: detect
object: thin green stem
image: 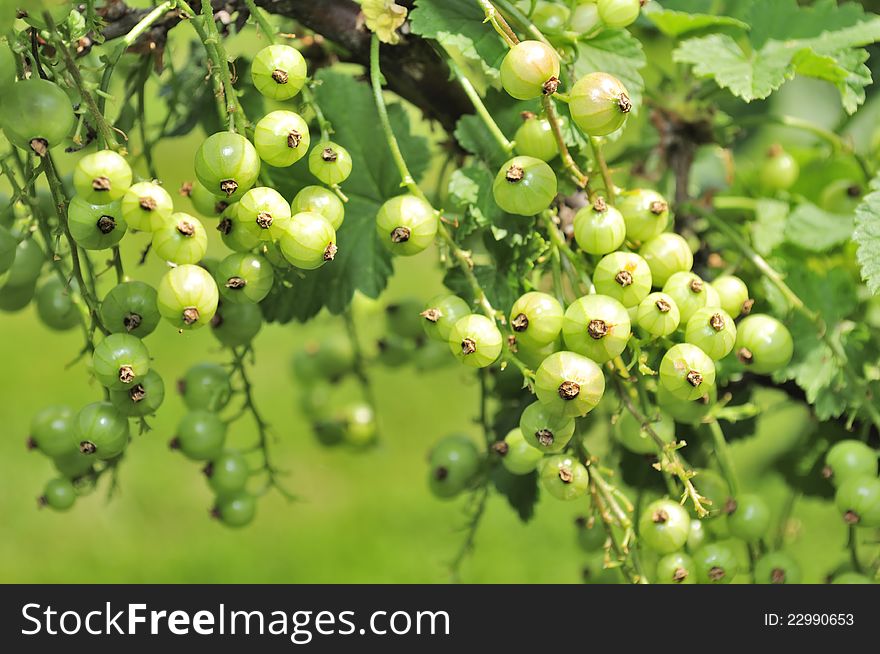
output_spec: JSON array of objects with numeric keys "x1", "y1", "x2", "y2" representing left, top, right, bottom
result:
[
  {"x1": 542, "y1": 95, "x2": 589, "y2": 189},
  {"x1": 707, "y1": 420, "x2": 740, "y2": 497},
  {"x1": 446, "y1": 55, "x2": 513, "y2": 154},
  {"x1": 475, "y1": 0, "x2": 519, "y2": 47},
  {"x1": 589, "y1": 137, "x2": 616, "y2": 204},
  {"x1": 847, "y1": 524, "x2": 863, "y2": 574},
  {"x1": 243, "y1": 0, "x2": 276, "y2": 43},
  {"x1": 343, "y1": 308, "x2": 378, "y2": 412},
  {"x1": 300, "y1": 83, "x2": 332, "y2": 143},
  {"x1": 493, "y1": 0, "x2": 553, "y2": 46}
]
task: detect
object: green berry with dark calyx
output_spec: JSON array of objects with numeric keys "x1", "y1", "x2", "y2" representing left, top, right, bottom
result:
[
  {"x1": 695, "y1": 543, "x2": 739, "y2": 584},
  {"x1": 28, "y1": 405, "x2": 77, "y2": 458},
  {"x1": 685, "y1": 307, "x2": 737, "y2": 361},
  {"x1": 211, "y1": 300, "x2": 263, "y2": 348},
  {"x1": 835, "y1": 476, "x2": 880, "y2": 528},
  {"x1": 213, "y1": 491, "x2": 257, "y2": 528},
  {"x1": 68, "y1": 197, "x2": 127, "y2": 251},
  {"x1": 510, "y1": 291, "x2": 564, "y2": 349},
  {"x1": 308, "y1": 142, "x2": 352, "y2": 186},
  {"x1": 593, "y1": 251, "x2": 652, "y2": 308},
  {"x1": 73, "y1": 402, "x2": 130, "y2": 460},
  {"x1": 656, "y1": 552, "x2": 697, "y2": 585},
  {"x1": 448, "y1": 314, "x2": 503, "y2": 368},
  {"x1": 172, "y1": 410, "x2": 227, "y2": 462},
  {"x1": 573, "y1": 196, "x2": 626, "y2": 255},
  {"x1": 291, "y1": 185, "x2": 344, "y2": 230},
  {"x1": 824, "y1": 440, "x2": 878, "y2": 488},
  {"x1": 499, "y1": 40, "x2": 560, "y2": 100},
  {"x1": 659, "y1": 343, "x2": 716, "y2": 401},
  {"x1": 570, "y1": 72, "x2": 632, "y2": 136},
  {"x1": 639, "y1": 233, "x2": 693, "y2": 288},
  {"x1": 618, "y1": 189, "x2": 670, "y2": 243},
  {"x1": 109, "y1": 369, "x2": 165, "y2": 418},
  {"x1": 216, "y1": 252, "x2": 274, "y2": 304},
  {"x1": 725, "y1": 494, "x2": 771, "y2": 543},
  {"x1": 639, "y1": 499, "x2": 691, "y2": 554},
  {"x1": 712, "y1": 275, "x2": 752, "y2": 319},
  {"x1": 754, "y1": 552, "x2": 802, "y2": 585},
  {"x1": 375, "y1": 195, "x2": 438, "y2": 257},
  {"x1": 40, "y1": 478, "x2": 77, "y2": 512},
  {"x1": 636, "y1": 292, "x2": 680, "y2": 337},
  {"x1": 562, "y1": 294, "x2": 631, "y2": 364},
  {"x1": 734, "y1": 314, "x2": 794, "y2": 375},
  {"x1": 492, "y1": 156, "x2": 558, "y2": 216},
  {"x1": 540, "y1": 455, "x2": 589, "y2": 501},
  {"x1": 428, "y1": 435, "x2": 480, "y2": 499},
  {"x1": 662, "y1": 271, "x2": 716, "y2": 324},
  {"x1": 496, "y1": 428, "x2": 544, "y2": 475},
  {"x1": 100, "y1": 281, "x2": 160, "y2": 338},
  {"x1": 534, "y1": 350, "x2": 606, "y2": 418},
  {"x1": 205, "y1": 451, "x2": 250, "y2": 497},
  {"x1": 519, "y1": 400, "x2": 576, "y2": 453},
  {"x1": 92, "y1": 333, "x2": 151, "y2": 391},
  {"x1": 421, "y1": 294, "x2": 471, "y2": 342}
]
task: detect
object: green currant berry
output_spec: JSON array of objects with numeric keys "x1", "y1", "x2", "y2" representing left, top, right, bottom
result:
[
  {"x1": 428, "y1": 434, "x2": 480, "y2": 499},
  {"x1": 236, "y1": 186, "x2": 292, "y2": 243},
  {"x1": 0, "y1": 281, "x2": 36, "y2": 312},
  {"x1": 656, "y1": 552, "x2": 697, "y2": 584},
  {"x1": 636, "y1": 292, "x2": 680, "y2": 337},
  {"x1": 151, "y1": 212, "x2": 208, "y2": 264},
  {"x1": 68, "y1": 197, "x2": 127, "y2": 250},
  {"x1": 754, "y1": 552, "x2": 801, "y2": 585},
  {"x1": 514, "y1": 113, "x2": 558, "y2": 161},
  {"x1": 0, "y1": 224, "x2": 16, "y2": 275},
  {"x1": 109, "y1": 369, "x2": 165, "y2": 418},
  {"x1": 308, "y1": 142, "x2": 352, "y2": 186},
  {"x1": 217, "y1": 205, "x2": 261, "y2": 253},
  {"x1": 157, "y1": 264, "x2": 219, "y2": 330},
  {"x1": 92, "y1": 333, "x2": 150, "y2": 390},
  {"x1": 516, "y1": 338, "x2": 559, "y2": 370},
  {"x1": 686, "y1": 519, "x2": 706, "y2": 551},
  {"x1": 685, "y1": 307, "x2": 737, "y2": 360},
  {"x1": 205, "y1": 451, "x2": 250, "y2": 497},
  {"x1": 695, "y1": 543, "x2": 739, "y2": 584},
  {"x1": 639, "y1": 233, "x2": 693, "y2": 287},
  {"x1": 540, "y1": 455, "x2": 589, "y2": 501},
  {"x1": 29, "y1": 405, "x2": 76, "y2": 458},
  {"x1": 835, "y1": 476, "x2": 880, "y2": 528},
  {"x1": 570, "y1": 72, "x2": 631, "y2": 136},
  {"x1": 384, "y1": 298, "x2": 424, "y2": 339},
  {"x1": 824, "y1": 440, "x2": 878, "y2": 488},
  {"x1": 0, "y1": 79, "x2": 74, "y2": 153},
  {"x1": 188, "y1": 181, "x2": 230, "y2": 220},
  {"x1": 100, "y1": 281, "x2": 160, "y2": 338},
  {"x1": 2, "y1": 237, "x2": 42, "y2": 288},
  {"x1": 562, "y1": 294, "x2": 631, "y2": 363},
  {"x1": 448, "y1": 314, "x2": 503, "y2": 368},
  {"x1": 832, "y1": 573, "x2": 873, "y2": 585},
  {"x1": 498, "y1": 428, "x2": 544, "y2": 475},
  {"x1": 573, "y1": 197, "x2": 626, "y2": 255},
  {"x1": 570, "y1": 2, "x2": 601, "y2": 33},
  {"x1": 597, "y1": 0, "x2": 641, "y2": 28},
  {"x1": 499, "y1": 40, "x2": 560, "y2": 100},
  {"x1": 639, "y1": 499, "x2": 690, "y2": 554},
  {"x1": 173, "y1": 410, "x2": 227, "y2": 461},
  {"x1": 121, "y1": 181, "x2": 174, "y2": 232},
  {"x1": 712, "y1": 275, "x2": 751, "y2": 318},
  {"x1": 760, "y1": 145, "x2": 799, "y2": 192},
  {"x1": 819, "y1": 179, "x2": 863, "y2": 215},
  {"x1": 532, "y1": 1, "x2": 570, "y2": 33},
  {"x1": 535, "y1": 350, "x2": 605, "y2": 418},
  {"x1": 291, "y1": 185, "x2": 344, "y2": 230},
  {"x1": 251, "y1": 44, "x2": 307, "y2": 100},
  {"x1": 194, "y1": 132, "x2": 261, "y2": 202},
  {"x1": 510, "y1": 291, "x2": 564, "y2": 349},
  {"x1": 180, "y1": 362, "x2": 232, "y2": 412},
  {"x1": 726, "y1": 494, "x2": 771, "y2": 542},
  {"x1": 211, "y1": 300, "x2": 263, "y2": 347},
  {"x1": 593, "y1": 251, "x2": 652, "y2": 307},
  {"x1": 519, "y1": 400, "x2": 576, "y2": 453},
  {"x1": 342, "y1": 402, "x2": 378, "y2": 448},
  {"x1": 575, "y1": 515, "x2": 606, "y2": 552},
  {"x1": 40, "y1": 477, "x2": 76, "y2": 511},
  {"x1": 421, "y1": 294, "x2": 471, "y2": 342},
  {"x1": 73, "y1": 150, "x2": 132, "y2": 204},
  {"x1": 35, "y1": 277, "x2": 79, "y2": 331},
  {"x1": 216, "y1": 252, "x2": 274, "y2": 304},
  {"x1": 614, "y1": 409, "x2": 675, "y2": 455},
  {"x1": 52, "y1": 450, "x2": 94, "y2": 479},
  {"x1": 662, "y1": 271, "x2": 715, "y2": 323},
  {"x1": 493, "y1": 156, "x2": 557, "y2": 216},
  {"x1": 279, "y1": 211, "x2": 337, "y2": 269},
  {"x1": 254, "y1": 110, "x2": 311, "y2": 167},
  {"x1": 294, "y1": 334, "x2": 355, "y2": 381},
  {"x1": 376, "y1": 194, "x2": 438, "y2": 256},
  {"x1": 659, "y1": 343, "x2": 716, "y2": 401},
  {"x1": 618, "y1": 189, "x2": 669, "y2": 243},
  {"x1": 214, "y1": 491, "x2": 257, "y2": 528},
  {"x1": 73, "y1": 401, "x2": 129, "y2": 460},
  {"x1": 734, "y1": 314, "x2": 793, "y2": 375}
]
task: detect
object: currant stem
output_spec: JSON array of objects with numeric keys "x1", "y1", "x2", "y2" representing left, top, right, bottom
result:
[
  {"x1": 492, "y1": 0, "x2": 554, "y2": 46},
  {"x1": 243, "y1": 0, "x2": 276, "y2": 44},
  {"x1": 300, "y1": 83, "x2": 333, "y2": 144},
  {"x1": 476, "y1": 0, "x2": 519, "y2": 47},
  {"x1": 707, "y1": 419, "x2": 740, "y2": 498},
  {"x1": 542, "y1": 95, "x2": 589, "y2": 189},
  {"x1": 445, "y1": 55, "x2": 513, "y2": 155},
  {"x1": 342, "y1": 308, "x2": 378, "y2": 416},
  {"x1": 589, "y1": 137, "x2": 616, "y2": 205}
]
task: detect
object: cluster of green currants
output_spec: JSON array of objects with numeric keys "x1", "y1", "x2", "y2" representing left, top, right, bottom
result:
[
  {"x1": 825, "y1": 440, "x2": 880, "y2": 534},
  {"x1": 173, "y1": 362, "x2": 257, "y2": 528},
  {"x1": 514, "y1": 0, "x2": 646, "y2": 37}
]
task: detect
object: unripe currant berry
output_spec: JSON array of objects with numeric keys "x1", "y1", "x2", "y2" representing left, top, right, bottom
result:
[
  {"x1": 205, "y1": 451, "x2": 250, "y2": 497},
  {"x1": 428, "y1": 435, "x2": 480, "y2": 499},
  {"x1": 2, "y1": 238, "x2": 43, "y2": 289},
  {"x1": 73, "y1": 401, "x2": 130, "y2": 460},
  {"x1": 514, "y1": 112, "x2": 559, "y2": 162},
  {"x1": 214, "y1": 491, "x2": 258, "y2": 528},
  {"x1": 573, "y1": 196, "x2": 626, "y2": 255},
  {"x1": 194, "y1": 132, "x2": 261, "y2": 201},
  {"x1": 510, "y1": 291, "x2": 564, "y2": 349},
  {"x1": 636, "y1": 292, "x2": 680, "y2": 337},
  {"x1": 211, "y1": 300, "x2": 264, "y2": 348},
  {"x1": 151, "y1": 212, "x2": 208, "y2": 264},
  {"x1": 0, "y1": 224, "x2": 16, "y2": 275},
  {"x1": 180, "y1": 362, "x2": 233, "y2": 412},
  {"x1": 384, "y1": 298, "x2": 425, "y2": 340},
  {"x1": 519, "y1": 400, "x2": 576, "y2": 453},
  {"x1": 734, "y1": 314, "x2": 793, "y2": 375},
  {"x1": 659, "y1": 343, "x2": 716, "y2": 401},
  {"x1": 497, "y1": 428, "x2": 544, "y2": 475},
  {"x1": 570, "y1": 72, "x2": 632, "y2": 136},
  {"x1": 760, "y1": 144, "x2": 799, "y2": 192},
  {"x1": 375, "y1": 194, "x2": 438, "y2": 256},
  {"x1": 656, "y1": 382, "x2": 716, "y2": 425},
  {"x1": 493, "y1": 156, "x2": 557, "y2": 216},
  {"x1": 575, "y1": 514, "x2": 606, "y2": 552},
  {"x1": 447, "y1": 314, "x2": 503, "y2": 368},
  {"x1": 726, "y1": 494, "x2": 772, "y2": 542},
  {"x1": 754, "y1": 552, "x2": 802, "y2": 585},
  {"x1": 35, "y1": 277, "x2": 79, "y2": 331},
  {"x1": 562, "y1": 294, "x2": 631, "y2": 363},
  {"x1": 824, "y1": 440, "x2": 878, "y2": 488},
  {"x1": 695, "y1": 543, "x2": 739, "y2": 584},
  {"x1": 216, "y1": 252, "x2": 274, "y2": 304},
  {"x1": 570, "y1": 2, "x2": 602, "y2": 34},
  {"x1": 253, "y1": 110, "x2": 311, "y2": 167},
  {"x1": 421, "y1": 294, "x2": 471, "y2": 342},
  {"x1": 614, "y1": 409, "x2": 676, "y2": 455},
  {"x1": 639, "y1": 233, "x2": 693, "y2": 287},
  {"x1": 820, "y1": 178, "x2": 863, "y2": 215},
  {"x1": 540, "y1": 454, "x2": 589, "y2": 501},
  {"x1": 535, "y1": 350, "x2": 605, "y2": 418},
  {"x1": 618, "y1": 189, "x2": 670, "y2": 243},
  {"x1": 121, "y1": 181, "x2": 174, "y2": 231},
  {"x1": 68, "y1": 197, "x2": 128, "y2": 250},
  {"x1": 291, "y1": 186, "x2": 345, "y2": 230},
  {"x1": 251, "y1": 44, "x2": 308, "y2": 100},
  {"x1": 29, "y1": 405, "x2": 76, "y2": 458},
  {"x1": 712, "y1": 275, "x2": 752, "y2": 318},
  {"x1": 173, "y1": 410, "x2": 227, "y2": 461},
  {"x1": 92, "y1": 333, "x2": 151, "y2": 390},
  {"x1": 73, "y1": 150, "x2": 133, "y2": 204},
  {"x1": 532, "y1": 1, "x2": 570, "y2": 33},
  {"x1": 157, "y1": 264, "x2": 219, "y2": 330},
  {"x1": 279, "y1": 211, "x2": 338, "y2": 270},
  {"x1": 835, "y1": 476, "x2": 880, "y2": 528},
  {"x1": 0, "y1": 79, "x2": 75, "y2": 154},
  {"x1": 109, "y1": 368, "x2": 165, "y2": 417},
  {"x1": 217, "y1": 204, "x2": 261, "y2": 253},
  {"x1": 40, "y1": 478, "x2": 77, "y2": 512},
  {"x1": 500, "y1": 40, "x2": 561, "y2": 100},
  {"x1": 187, "y1": 181, "x2": 230, "y2": 219},
  {"x1": 100, "y1": 281, "x2": 160, "y2": 338},
  {"x1": 656, "y1": 552, "x2": 697, "y2": 585},
  {"x1": 685, "y1": 307, "x2": 737, "y2": 360},
  {"x1": 236, "y1": 186, "x2": 292, "y2": 242},
  {"x1": 593, "y1": 251, "x2": 652, "y2": 307},
  {"x1": 597, "y1": 0, "x2": 642, "y2": 28},
  {"x1": 309, "y1": 142, "x2": 353, "y2": 186},
  {"x1": 639, "y1": 499, "x2": 690, "y2": 554},
  {"x1": 662, "y1": 271, "x2": 716, "y2": 323}
]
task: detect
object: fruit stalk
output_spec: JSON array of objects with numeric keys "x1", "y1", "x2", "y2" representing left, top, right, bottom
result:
[{"x1": 475, "y1": 0, "x2": 519, "y2": 47}]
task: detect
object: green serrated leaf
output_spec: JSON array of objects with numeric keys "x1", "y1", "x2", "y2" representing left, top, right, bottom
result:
[
  {"x1": 854, "y1": 178, "x2": 880, "y2": 295},
  {"x1": 750, "y1": 199, "x2": 788, "y2": 256},
  {"x1": 642, "y1": 3, "x2": 748, "y2": 38},
  {"x1": 784, "y1": 203, "x2": 854, "y2": 252},
  {"x1": 447, "y1": 165, "x2": 499, "y2": 239}
]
